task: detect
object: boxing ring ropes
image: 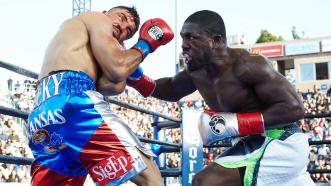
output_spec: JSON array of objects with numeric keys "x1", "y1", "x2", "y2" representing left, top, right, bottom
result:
[{"x1": 0, "y1": 60, "x2": 331, "y2": 185}]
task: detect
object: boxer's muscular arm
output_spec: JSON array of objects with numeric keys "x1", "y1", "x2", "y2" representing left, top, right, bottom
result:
[
  {"x1": 152, "y1": 70, "x2": 197, "y2": 101},
  {"x1": 237, "y1": 55, "x2": 305, "y2": 128},
  {"x1": 83, "y1": 13, "x2": 141, "y2": 83},
  {"x1": 97, "y1": 73, "x2": 126, "y2": 96}
]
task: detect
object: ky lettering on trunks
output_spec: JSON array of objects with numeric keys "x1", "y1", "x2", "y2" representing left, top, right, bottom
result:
[
  {"x1": 35, "y1": 72, "x2": 65, "y2": 107},
  {"x1": 28, "y1": 72, "x2": 67, "y2": 136}
]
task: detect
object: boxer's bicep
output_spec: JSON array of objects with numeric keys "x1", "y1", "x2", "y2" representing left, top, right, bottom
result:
[
  {"x1": 255, "y1": 68, "x2": 304, "y2": 124},
  {"x1": 237, "y1": 59, "x2": 303, "y2": 126},
  {"x1": 87, "y1": 16, "x2": 140, "y2": 82},
  {"x1": 236, "y1": 56, "x2": 281, "y2": 105}
]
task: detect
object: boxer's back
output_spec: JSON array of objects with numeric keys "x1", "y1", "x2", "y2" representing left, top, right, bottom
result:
[{"x1": 39, "y1": 16, "x2": 98, "y2": 81}]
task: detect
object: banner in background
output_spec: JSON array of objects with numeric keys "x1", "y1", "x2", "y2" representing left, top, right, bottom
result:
[
  {"x1": 181, "y1": 109, "x2": 203, "y2": 186},
  {"x1": 321, "y1": 39, "x2": 331, "y2": 52},
  {"x1": 285, "y1": 42, "x2": 320, "y2": 55},
  {"x1": 250, "y1": 44, "x2": 283, "y2": 57}
]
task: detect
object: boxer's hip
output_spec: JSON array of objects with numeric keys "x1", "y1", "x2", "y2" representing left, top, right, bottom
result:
[{"x1": 214, "y1": 123, "x2": 310, "y2": 186}]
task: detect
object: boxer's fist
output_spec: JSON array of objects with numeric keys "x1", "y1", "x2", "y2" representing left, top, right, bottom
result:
[
  {"x1": 132, "y1": 18, "x2": 174, "y2": 60},
  {"x1": 198, "y1": 111, "x2": 239, "y2": 146},
  {"x1": 198, "y1": 110, "x2": 264, "y2": 146},
  {"x1": 139, "y1": 18, "x2": 174, "y2": 51}
]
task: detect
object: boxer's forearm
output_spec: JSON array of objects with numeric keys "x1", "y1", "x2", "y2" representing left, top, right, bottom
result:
[
  {"x1": 152, "y1": 78, "x2": 182, "y2": 102},
  {"x1": 152, "y1": 74, "x2": 197, "y2": 102},
  {"x1": 261, "y1": 102, "x2": 305, "y2": 129},
  {"x1": 97, "y1": 74, "x2": 126, "y2": 96}
]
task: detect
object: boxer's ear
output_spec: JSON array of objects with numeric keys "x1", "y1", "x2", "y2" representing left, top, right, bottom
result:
[
  {"x1": 210, "y1": 35, "x2": 223, "y2": 49},
  {"x1": 115, "y1": 42, "x2": 126, "y2": 51}
]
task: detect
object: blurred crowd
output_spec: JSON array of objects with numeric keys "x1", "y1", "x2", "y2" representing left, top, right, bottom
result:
[
  {"x1": 297, "y1": 87, "x2": 331, "y2": 183},
  {"x1": 0, "y1": 78, "x2": 35, "y2": 183},
  {"x1": 0, "y1": 77, "x2": 331, "y2": 183}
]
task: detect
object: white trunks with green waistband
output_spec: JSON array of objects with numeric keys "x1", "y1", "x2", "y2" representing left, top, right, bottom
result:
[{"x1": 214, "y1": 124, "x2": 315, "y2": 186}]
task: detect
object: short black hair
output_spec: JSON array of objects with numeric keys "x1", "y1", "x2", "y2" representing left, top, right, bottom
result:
[
  {"x1": 109, "y1": 6, "x2": 140, "y2": 33},
  {"x1": 185, "y1": 10, "x2": 226, "y2": 38}
]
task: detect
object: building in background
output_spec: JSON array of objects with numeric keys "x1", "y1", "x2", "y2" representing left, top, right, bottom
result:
[{"x1": 236, "y1": 36, "x2": 331, "y2": 93}]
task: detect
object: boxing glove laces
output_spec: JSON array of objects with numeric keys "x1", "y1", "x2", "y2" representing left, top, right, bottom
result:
[{"x1": 132, "y1": 18, "x2": 174, "y2": 60}]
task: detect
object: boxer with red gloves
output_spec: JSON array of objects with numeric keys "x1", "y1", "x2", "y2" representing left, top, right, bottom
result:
[{"x1": 29, "y1": 6, "x2": 172, "y2": 186}]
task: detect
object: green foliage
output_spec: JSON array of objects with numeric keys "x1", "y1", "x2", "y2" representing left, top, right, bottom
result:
[{"x1": 255, "y1": 29, "x2": 284, "y2": 43}]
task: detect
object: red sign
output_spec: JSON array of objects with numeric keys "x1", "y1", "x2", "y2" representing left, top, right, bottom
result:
[{"x1": 250, "y1": 44, "x2": 283, "y2": 57}]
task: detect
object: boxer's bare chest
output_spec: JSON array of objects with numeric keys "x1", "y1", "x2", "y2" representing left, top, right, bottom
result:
[{"x1": 190, "y1": 68, "x2": 262, "y2": 112}]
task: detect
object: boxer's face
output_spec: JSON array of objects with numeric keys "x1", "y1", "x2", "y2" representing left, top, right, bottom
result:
[
  {"x1": 107, "y1": 8, "x2": 137, "y2": 44},
  {"x1": 180, "y1": 22, "x2": 213, "y2": 71}
]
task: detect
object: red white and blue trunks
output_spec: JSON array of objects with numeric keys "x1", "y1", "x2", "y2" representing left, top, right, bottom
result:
[{"x1": 27, "y1": 70, "x2": 155, "y2": 186}]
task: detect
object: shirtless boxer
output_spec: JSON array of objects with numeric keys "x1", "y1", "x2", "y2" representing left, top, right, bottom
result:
[
  {"x1": 27, "y1": 6, "x2": 173, "y2": 186},
  {"x1": 128, "y1": 10, "x2": 315, "y2": 186}
]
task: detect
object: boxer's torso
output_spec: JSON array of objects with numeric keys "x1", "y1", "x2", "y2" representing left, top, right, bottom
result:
[
  {"x1": 38, "y1": 13, "x2": 102, "y2": 82},
  {"x1": 188, "y1": 49, "x2": 266, "y2": 113}
]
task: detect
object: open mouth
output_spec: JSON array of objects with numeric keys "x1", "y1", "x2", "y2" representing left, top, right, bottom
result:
[{"x1": 183, "y1": 53, "x2": 192, "y2": 64}]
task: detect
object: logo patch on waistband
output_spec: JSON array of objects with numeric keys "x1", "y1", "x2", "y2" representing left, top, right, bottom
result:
[{"x1": 90, "y1": 150, "x2": 133, "y2": 185}]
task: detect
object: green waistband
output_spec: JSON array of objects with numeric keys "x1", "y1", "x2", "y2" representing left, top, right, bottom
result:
[{"x1": 266, "y1": 129, "x2": 284, "y2": 139}]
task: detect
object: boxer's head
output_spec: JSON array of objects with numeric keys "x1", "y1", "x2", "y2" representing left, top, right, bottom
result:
[
  {"x1": 104, "y1": 6, "x2": 140, "y2": 44},
  {"x1": 181, "y1": 10, "x2": 227, "y2": 71},
  {"x1": 185, "y1": 10, "x2": 226, "y2": 39}
]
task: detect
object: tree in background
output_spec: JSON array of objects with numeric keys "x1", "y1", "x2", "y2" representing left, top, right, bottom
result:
[
  {"x1": 255, "y1": 29, "x2": 284, "y2": 43},
  {"x1": 292, "y1": 26, "x2": 300, "y2": 40},
  {"x1": 291, "y1": 26, "x2": 305, "y2": 40}
]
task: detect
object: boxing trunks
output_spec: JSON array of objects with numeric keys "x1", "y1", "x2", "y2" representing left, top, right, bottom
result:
[
  {"x1": 215, "y1": 123, "x2": 315, "y2": 186},
  {"x1": 27, "y1": 70, "x2": 155, "y2": 186}
]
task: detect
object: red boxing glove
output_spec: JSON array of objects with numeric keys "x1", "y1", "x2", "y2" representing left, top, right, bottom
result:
[
  {"x1": 132, "y1": 18, "x2": 174, "y2": 60},
  {"x1": 126, "y1": 74, "x2": 156, "y2": 97},
  {"x1": 140, "y1": 18, "x2": 174, "y2": 52}
]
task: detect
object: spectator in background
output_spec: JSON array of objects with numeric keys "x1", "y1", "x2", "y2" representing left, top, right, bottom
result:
[
  {"x1": 311, "y1": 126, "x2": 323, "y2": 141},
  {"x1": 7, "y1": 77, "x2": 13, "y2": 92},
  {"x1": 14, "y1": 81, "x2": 20, "y2": 91},
  {"x1": 23, "y1": 80, "x2": 31, "y2": 92},
  {"x1": 326, "y1": 86, "x2": 331, "y2": 97},
  {"x1": 324, "y1": 126, "x2": 331, "y2": 140},
  {"x1": 318, "y1": 144, "x2": 329, "y2": 159}
]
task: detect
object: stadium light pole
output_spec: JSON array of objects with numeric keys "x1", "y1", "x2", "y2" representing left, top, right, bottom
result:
[
  {"x1": 174, "y1": 0, "x2": 179, "y2": 74},
  {"x1": 72, "y1": 0, "x2": 91, "y2": 17}
]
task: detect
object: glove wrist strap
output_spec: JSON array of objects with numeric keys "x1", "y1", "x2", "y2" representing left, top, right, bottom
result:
[
  {"x1": 237, "y1": 112, "x2": 264, "y2": 136},
  {"x1": 132, "y1": 40, "x2": 151, "y2": 60}
]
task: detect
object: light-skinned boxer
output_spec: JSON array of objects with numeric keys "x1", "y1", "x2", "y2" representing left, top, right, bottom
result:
[{"x1": 27, "y1": 6, "x2": 173, "y2": 186}]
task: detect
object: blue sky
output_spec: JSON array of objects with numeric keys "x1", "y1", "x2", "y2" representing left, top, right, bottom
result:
[{"x1": 0, "y1": 0, "x2": 330, "y2": 88}]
